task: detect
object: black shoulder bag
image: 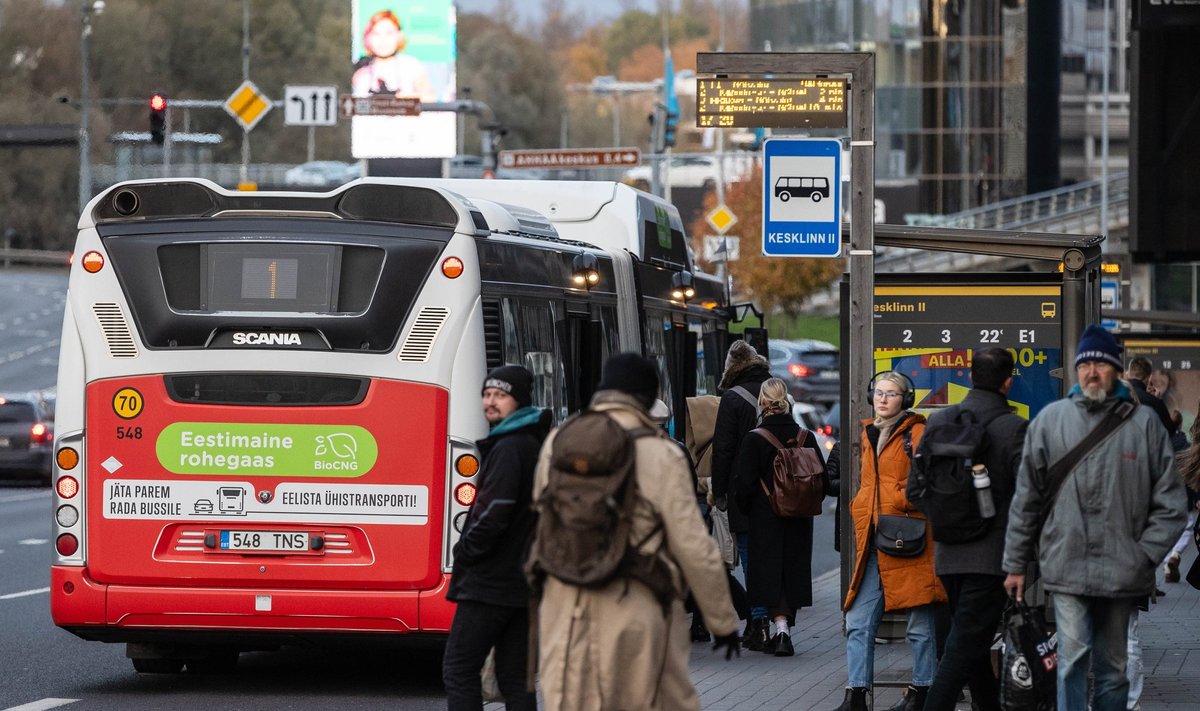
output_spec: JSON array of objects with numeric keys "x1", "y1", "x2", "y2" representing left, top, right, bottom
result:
[{"x1": 874, "y1": 425, "x2": 926, "y2": 558}]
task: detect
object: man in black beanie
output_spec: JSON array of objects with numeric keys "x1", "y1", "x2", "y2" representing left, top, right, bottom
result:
[
  {"x1": 444, "y1": 365, "x2": 549, "y2": 710},
  {"x1": 595, "y1": 351, "x2": 660, "y2": 410}
]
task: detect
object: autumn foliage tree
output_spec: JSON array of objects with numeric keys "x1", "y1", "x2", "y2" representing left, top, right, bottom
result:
[{"x1": 690, "y1": 163, "x2": 844, "y2": 314}]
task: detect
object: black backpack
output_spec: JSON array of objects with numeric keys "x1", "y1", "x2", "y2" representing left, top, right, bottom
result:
[
  {"x1": 525, "y1": 410, "x2": 675, "y2": 607},
  {"x1": 907, "y1": 405, "x2": 1005, "y2": 543}
]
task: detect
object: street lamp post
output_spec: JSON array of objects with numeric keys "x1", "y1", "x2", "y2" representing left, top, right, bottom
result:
[{"x1": 78, "y1": 1, "x2": 104, "y2": 214}]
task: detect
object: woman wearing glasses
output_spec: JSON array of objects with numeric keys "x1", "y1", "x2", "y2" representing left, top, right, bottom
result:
[{"x1": 831, "y1": 372, "x2": 945, "y2": 711}]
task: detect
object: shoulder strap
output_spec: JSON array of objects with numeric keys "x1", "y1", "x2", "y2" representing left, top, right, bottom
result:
[
  {"x1": 731, "y1": 385, "x2": 760, "y2": 411},
  {"x1": 752, "y1": 427, "x2": 785, "y2": 450},
  {"x1": 1040, "y1": 400, "x2": 1137, "y2": 522}
]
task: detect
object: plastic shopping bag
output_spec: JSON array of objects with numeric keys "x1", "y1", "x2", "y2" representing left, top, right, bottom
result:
[
  {"x1": 709, "y1": 505, "x2": 738, "y2": 569},
  {"x1": 481, "y1": 648, "x2": 502, "y2": 703},
  {"x1": 1000, "y1": 600, "x2": 1057, "y2": 711}
]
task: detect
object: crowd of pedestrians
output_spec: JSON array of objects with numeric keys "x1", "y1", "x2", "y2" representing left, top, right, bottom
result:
[{"x1": 441, "y1": 327, "x2": 1195, "y2": 711}]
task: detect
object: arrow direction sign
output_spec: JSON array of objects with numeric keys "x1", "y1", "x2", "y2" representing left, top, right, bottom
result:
[
  {"x1": 284, "y1": 85, "x2": 338, "y2": 126},
  {"x1": 223, "y1": 80, "x2": 272, "y2": 131},
  {"x1": 338, "y1": 94, "x2": 422, "y2": 117},
  {"x1": 497, "y1": 148, "x2": 642, "y2": 170}
]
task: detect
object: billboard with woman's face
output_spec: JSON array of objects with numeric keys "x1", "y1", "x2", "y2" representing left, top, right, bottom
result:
[{"x1": 351, "y1": 0, "x2": 456, "y2": 158}]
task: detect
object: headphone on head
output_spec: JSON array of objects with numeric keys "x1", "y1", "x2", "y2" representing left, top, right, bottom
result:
[{"x1": 867, "y1": 371, "x2": 916, "y2": 410}]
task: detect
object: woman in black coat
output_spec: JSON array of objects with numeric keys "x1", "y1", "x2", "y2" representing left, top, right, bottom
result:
[{"x1": 734, "y1": 377, "x2": 825, "y2": 657}]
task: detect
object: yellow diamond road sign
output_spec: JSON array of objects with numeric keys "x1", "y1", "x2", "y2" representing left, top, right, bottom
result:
[
  {"x1": 224, "y1": 80, "x2": 272, "y2": 131},
  {"x1": 706, "y1": 205, "x2": 738, "y2": 235}
]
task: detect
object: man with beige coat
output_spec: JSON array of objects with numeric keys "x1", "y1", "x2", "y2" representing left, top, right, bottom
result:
[{"x1": 531, "y1": 353, "x2": 739, "y2": 711}]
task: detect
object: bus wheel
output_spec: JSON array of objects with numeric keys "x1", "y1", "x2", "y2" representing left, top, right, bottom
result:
[
  {"x1": 811, "y1": 193, "x2": 822, "y2": 202},
  {"x1": 132, "y1": 657, "x2": 185, "y2": 674},
  {"x1": 779, "y1": 192, "x2": 790, "y2": 202},
  {"x1": 187, "y1": 649, "x2": 240, "y2": 674}
]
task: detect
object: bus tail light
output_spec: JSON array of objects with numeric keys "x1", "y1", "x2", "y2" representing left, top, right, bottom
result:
[
  {"x1": 454, "y1": 483, "x2": 477, "y2": 506},
  {"x1": 57, "y1": 447, "x2": 79, "y2": 470},
  {"x1": 57, "y1": 476, "x2": 79, "y2": 499},
  {"x1": 455, "y1": 454, "x2": 479, "y2": 477},
  {"x1": 56, "y1": 534, "x2": 79, "y2": 556},
  {"x1": 81, "y1": 251, "x2": 105, "y2": 273},
  {"x1": 441, "y1": 257, "x2": 464, "y2": 278},
  {"x1": 56, "y1": 505, "x2": 79, "y2": 528}
]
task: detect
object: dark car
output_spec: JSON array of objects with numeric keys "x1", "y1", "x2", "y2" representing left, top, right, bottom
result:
[
  {"x1": 768, "y1": 339, "x2": 840, "y2": 407},
  {"x1": 0, "y1": 396, "x2": 54, "y2": 485}
]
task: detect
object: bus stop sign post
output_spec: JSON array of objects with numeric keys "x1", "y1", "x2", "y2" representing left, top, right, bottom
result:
[{"x1": 697, "y1": 51, "x2": 876, "y2": 603}]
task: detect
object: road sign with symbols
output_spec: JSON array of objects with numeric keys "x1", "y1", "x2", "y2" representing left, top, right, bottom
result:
[
  {"x1": 223, "y1": 80, "x2": 273, "y2": 131},
  {"x1": 498, "y1": 148, "x2": 641, "y2": 170},
  {"x1": 339, "y1": 94, "x2": 422, "y2": 118},
  {"x1": 706, "y1": 204, "x2": 738, "y2": 234},
  {"x1": 703, "y1": 235, "x2": 740, "y2": 262},
  {"x1": 284, "y1": 85, "x2": 338, "y2": 126}
]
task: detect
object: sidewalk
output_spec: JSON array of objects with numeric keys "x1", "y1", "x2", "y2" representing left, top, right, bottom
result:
[{"x1": 686, "y1": 546, "x2": 1200, "y2": 710}]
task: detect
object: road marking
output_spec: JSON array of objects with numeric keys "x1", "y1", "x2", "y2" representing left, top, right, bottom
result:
[
  {"x1": 0, "y1": 587, "x2": 50, "y2": 600},
  {"x1": 2, "y1": 699, "x2": 80, "y2": 711},
  {"x1": 0, "y1": 492, "x2": 51, "y2": 504},
  {"x1": 18, "y1": 538, "x2": 48, "y2": 545}
]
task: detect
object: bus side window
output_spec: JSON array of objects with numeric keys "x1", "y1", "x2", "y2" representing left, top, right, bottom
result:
[
  {"x1": 517, "y1": 300, "x2": 560, "y2": 418},
  {"x1": 500, "y1": 298, "x2": 521, "y2": 367}
]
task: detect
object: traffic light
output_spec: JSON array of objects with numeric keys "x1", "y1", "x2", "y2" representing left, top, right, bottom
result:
[
  {"x1": 149, "y1": 93, "x2": 167, "y2": 146},
  {"x1": 663, "y1": 108, "x2": 679, "y2": 149}
]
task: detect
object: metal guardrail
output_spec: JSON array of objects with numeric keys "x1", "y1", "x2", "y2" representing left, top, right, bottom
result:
[{"x1": 0, "y1": 247, "x2": 71, "y2": 268}]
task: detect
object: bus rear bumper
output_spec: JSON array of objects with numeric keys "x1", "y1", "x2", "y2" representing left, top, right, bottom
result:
[{"x1": 52, "y1": 566, "x2": 456, "y2": 641}]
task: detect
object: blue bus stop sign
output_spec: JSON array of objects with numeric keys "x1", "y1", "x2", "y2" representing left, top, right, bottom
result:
[{"x1": 761, "y1": 138, "x2": 841, "y2": 258}]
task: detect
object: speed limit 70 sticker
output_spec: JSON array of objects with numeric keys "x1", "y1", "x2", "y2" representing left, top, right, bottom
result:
[{"x1": 112, "y1": 387, "x2": 144, "y2": 419}]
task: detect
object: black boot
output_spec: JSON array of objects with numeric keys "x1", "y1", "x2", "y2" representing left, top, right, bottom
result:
[
  {"x1": 744, "y1": 618, "x2": 770, "y2": 652},
  {"x1": 689, "y1": 615, "x2": 710, "y2": 643},
  {"x1": 884, "y1": 685, "x2": 929, "y2": 711},
  {"x1": 832, "y1": 687, "x2": 868, "y2": 711},
  {"x1": 770, "y1": 631, "x2": 794, "y2": 657}
]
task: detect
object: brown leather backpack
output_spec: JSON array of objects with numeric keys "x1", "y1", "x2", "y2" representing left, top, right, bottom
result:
[{"x1": 751, "y1": 428, "x2": 824, "y2": 518}]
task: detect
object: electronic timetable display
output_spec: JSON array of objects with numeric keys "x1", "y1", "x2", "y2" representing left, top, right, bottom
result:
[{"x1": 696, "y1": 77, "x2": 848, "y2": 129}]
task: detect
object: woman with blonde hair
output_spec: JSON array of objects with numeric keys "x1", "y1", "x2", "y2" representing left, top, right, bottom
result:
[
  {"x1": 734, "y1": 377, "x2": 826, "y2": 656},
  {"x1": 833, "y1": 371, "x2": 944, "y2": 711}
]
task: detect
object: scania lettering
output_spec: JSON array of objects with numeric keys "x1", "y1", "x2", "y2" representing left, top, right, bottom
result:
[
  {"x1": 231, "y1": 332, "x2": 302, "y2": 346},
  {"x1": 51, "y1": 177, "x2": 731, "y2": 673}
]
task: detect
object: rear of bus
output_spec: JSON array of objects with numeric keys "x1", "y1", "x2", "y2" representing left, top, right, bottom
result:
[{"x1": 50, "y1": 179, "x2": 491, "y2": 668}]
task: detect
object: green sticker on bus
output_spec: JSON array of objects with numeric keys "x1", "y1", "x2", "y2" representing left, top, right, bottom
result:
[
  {"x1": 655, "y1": 205, "x2": 672, "y2": 249},
  {"x1": 156, "y1": 423, "x2": 378, "y2": 477}
]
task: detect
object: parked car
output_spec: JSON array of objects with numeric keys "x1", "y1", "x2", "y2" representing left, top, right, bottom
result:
[
  {"x1": 0, "y1": 395, "x2": 54, "y2": 485},
  {"x1": 768, "y1": 339, "x2": 840, "y2": 407},
  {"x1": 792, "y1": 401, "x2": 835, "y2": 460},
  {"x1": 284, "y1": 161, "x2": 362, "y2": 188},
  {"x1": 622, "y1": 154, "x2": 755, "y2": 191}
]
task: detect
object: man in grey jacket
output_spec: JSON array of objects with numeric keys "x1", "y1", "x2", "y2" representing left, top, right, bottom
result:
[{"x1": 1003, "y1": 325, "x2": 1187, "y2": 711}]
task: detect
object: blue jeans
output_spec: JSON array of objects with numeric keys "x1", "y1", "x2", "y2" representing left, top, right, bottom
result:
[
  {"x1": 737, "y1": 532, "x2": 768, "y2": 620},
  {"x1": 845, "y1": 548, "x2": 937, "y2": 688},
  {"x1": 1053, "y1": 592, "x2": 1134, "y2": 711}
]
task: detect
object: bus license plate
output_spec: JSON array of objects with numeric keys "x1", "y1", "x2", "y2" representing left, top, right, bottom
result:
[{"x1": 219, "y1": 530, "x2": 310, "y2": 552}]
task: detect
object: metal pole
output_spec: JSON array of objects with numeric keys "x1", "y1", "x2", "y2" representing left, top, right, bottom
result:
[
  {"x1": 714, "y1": 0, "x2": 726, "y2": 209},
  {"x1": 240, "y1": 0, "x2": 250, "y2": 185},
  {"x1": 307, "y1": 125, "x2": 315, "y2": 162},
  {"x1": 1100, "y1": 0, "x2": 1110, "y2": 249},
  {"x1": 78, "y1": 3, "x2": 92, "y2": 214},
  {"x1": 611, "y1": 96, "x2": 620, "y2": 147}
]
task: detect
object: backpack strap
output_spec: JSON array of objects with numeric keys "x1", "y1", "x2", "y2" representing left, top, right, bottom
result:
[
  {"x1": 1038, "y1": 400, "x2": 1136, "y2": 527},
  {"x1": 752, "y1": 427, "x2": 786, "y2": 450}
]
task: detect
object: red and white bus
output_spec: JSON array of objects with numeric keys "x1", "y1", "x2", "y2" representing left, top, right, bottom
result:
[{"x1": 50, "y1": 177, "x2": 731, "y2": 672}]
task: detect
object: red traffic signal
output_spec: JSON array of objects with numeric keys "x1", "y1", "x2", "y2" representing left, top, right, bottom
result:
[{"x1": 149, "y1": 93, "x2": 167, "y2": 145}]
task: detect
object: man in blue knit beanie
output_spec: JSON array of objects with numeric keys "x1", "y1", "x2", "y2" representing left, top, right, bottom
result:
[{"x1": 1002, "y1": 324, "x2": 1187, "y2": 711}]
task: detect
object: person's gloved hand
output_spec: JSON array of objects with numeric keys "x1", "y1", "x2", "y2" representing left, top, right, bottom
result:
[{"x1": 711, "y1": 631, "x2": 740, "y2": 660}]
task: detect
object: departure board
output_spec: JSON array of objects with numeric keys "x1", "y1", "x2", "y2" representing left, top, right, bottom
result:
[
  {"x1": 696, "y1": 78, "x2": 848, "y2": 129},
  {"x1": 1123, "y1": 340, "x2": 1200, "y2": 371}
]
